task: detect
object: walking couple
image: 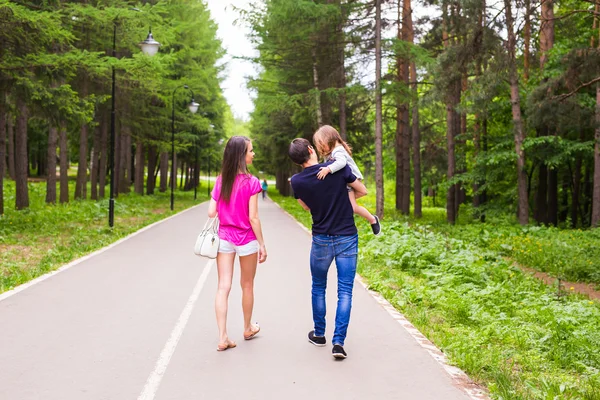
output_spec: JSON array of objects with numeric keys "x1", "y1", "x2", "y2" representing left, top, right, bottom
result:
[{"x1": 207, "y1": 125, "x2": 381, "y2": 359}]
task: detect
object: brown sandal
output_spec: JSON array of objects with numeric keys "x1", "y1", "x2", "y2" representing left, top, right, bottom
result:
[
  {"x1": 243, "y1": 323, "x2": 260, "y2": 340},
  {"x1": 217, "y1": 340, "x2": 237, "y2": 351}
]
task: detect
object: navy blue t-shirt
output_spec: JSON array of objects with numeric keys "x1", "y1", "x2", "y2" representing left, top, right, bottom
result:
[{"x1": 290, "y1": 162, "x2": 357, "y2": 236}]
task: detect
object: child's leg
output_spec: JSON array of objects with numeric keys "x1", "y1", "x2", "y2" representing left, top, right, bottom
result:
[{"x1": 348, "y1": 189, "x2": 376, "y2": 224}]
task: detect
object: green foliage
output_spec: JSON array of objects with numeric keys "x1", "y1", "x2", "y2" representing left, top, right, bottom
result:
[
  {"x1": 0, "y1": 179, "x2": 209, "y2": 294},
  {"x1": 272, "y1": 193, "x2": 600, "y2": 400}
]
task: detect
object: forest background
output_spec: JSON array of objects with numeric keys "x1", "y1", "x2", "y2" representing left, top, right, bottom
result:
[{"x1": 2, "y1": 0, "x2": 600, "y2": 398}]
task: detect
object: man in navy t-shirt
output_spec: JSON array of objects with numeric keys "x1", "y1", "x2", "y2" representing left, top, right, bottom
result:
[{"x1": 288, "y1": 138, "x2": 368, "y2": 360}]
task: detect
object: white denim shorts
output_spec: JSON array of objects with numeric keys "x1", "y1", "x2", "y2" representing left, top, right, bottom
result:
[{"x1": 219, "y1": 239, "x2": 260, "y2": 256}]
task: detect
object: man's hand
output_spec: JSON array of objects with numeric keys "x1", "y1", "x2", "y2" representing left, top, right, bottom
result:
[
  {"x1": 316, "y1": 167, "x2": 331, "y2": 180},
  {"x1": 258, "y1": 244, "x2": 267, "y2": 263}
]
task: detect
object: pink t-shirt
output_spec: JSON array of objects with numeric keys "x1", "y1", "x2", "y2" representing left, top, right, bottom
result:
[{"x1": 211, "y1": 174, "x2": 262, "y2": 246}]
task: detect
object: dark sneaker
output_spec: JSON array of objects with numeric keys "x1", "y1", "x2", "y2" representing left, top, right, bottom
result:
[
  {"x1": 371, "y1": 215, "x2": 381, "y2": 235},
  {"x1": 308, "y1": 330, "x2": 326, "y2": 347},
  {"x1": 332, "y1": 344, "x2": 347, "y2": 359}
]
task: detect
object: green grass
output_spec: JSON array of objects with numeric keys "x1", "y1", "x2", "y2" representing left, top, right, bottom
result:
[
  {"x1": 351, "y1": 183, "x2": 600, "y2": 285},
  {"x1": 0, "y1": 179, "x2": 209, "y2": 293},
  {"x1": 270, "y1": 189, "x2": 600, "y2": 400}
]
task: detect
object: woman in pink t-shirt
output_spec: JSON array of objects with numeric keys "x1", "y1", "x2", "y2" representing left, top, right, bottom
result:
[{"x1": 208, "y1": 136, "x2": 267, "y2": 351}]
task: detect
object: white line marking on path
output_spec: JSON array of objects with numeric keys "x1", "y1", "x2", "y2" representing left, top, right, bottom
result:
[
  {"x1": 137, "y1": 259, "x2": 214, "y2": 400},
  {"x1": 0, "y1": 203, "x2": 206, "y2": 303},
  {"x1": 270, "y1": 199, "x2": 489, "y2": 400}
]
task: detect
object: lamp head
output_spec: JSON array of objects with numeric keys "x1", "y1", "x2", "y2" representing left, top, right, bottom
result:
[
  {"x1": 140, "y1": 30, "x2": 160, "y2": 56},
  {"x1": 188, "y1": 99, "x2": 200, "y2": 114}
]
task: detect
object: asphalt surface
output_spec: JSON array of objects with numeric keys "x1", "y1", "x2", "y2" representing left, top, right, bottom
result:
[{"x1": 0, "y1": 199, "x2": 472, "y2": 400}]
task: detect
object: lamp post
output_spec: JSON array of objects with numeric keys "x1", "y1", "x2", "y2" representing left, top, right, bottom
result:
[
  {"x1": 171, "y1": 85, "x2": 198, "y2": 211},
  {"x1": 109, "y1": 24, "x2": 160, "y2": 227}
]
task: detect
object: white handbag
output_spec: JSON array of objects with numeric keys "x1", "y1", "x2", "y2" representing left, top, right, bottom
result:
[{"x1": 194, "y1": 217, "x2": 220, "y2": 259}]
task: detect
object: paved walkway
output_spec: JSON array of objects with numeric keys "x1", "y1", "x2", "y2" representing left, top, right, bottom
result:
[{"x1": 0, "y1": 199, "x2": 478, "y2": 400}]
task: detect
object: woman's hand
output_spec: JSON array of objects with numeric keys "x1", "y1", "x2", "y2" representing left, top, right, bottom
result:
[
  {"x1": 258, "y1": 244, "x2": 267, "y2": 263},
  {"x1": 316, "y1": 167, "x2": 331, "y2": 180}
]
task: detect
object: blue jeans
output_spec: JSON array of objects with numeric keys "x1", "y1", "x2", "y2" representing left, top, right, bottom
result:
[{"x1": 310, "y1": 233, "x2": 358, "y2": 346}]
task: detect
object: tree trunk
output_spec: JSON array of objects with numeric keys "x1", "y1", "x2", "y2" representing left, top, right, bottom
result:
[
  {"x1": 159, "y1": 151, "x2": 168, "y2": 192},
  {"x1": 592, "y1": 3, "x2": 599, "y2": 48},
  {"x1": 59, "y1": 123, "x2": 69, "y2": 203},
  {"x1": 170, "y1": 153, "x2": 178, "y2": 191},
  {"x1": 548, "y1": 167, "x2": 558, "y2": 226},
  {"x1": 98, "y1": 111, "x2": 108, "y2": 198},
  {"x1": 395, "y1": 0, "x2": 403, "y2": 212},
  {"x1": 523, "y1": 0, "x2": 531, "y2": 82},
  {"x1": 443, "y1": 2, "x2": 457, "y2": 224},
  {"x1": 37, "y1": 142, "x2": 46, "y2": 177},
  {"x1": 90, "y1": 124, "x2": 101, "y2": 200},
  {"x1": 126, "y1": 134, "x2": 133, "y2": 186},
  {"x1": 592, "y1": 85, "x2": 600, "y2": 227},
  {"x1": 118, "y1": 127, "x2": 129, "y2": 194},
  {"x1": 559, "y1": 175, "x2": 569, "y2": 223},
  {"x1": 276, "y1": 170, "x2": 291, "y2": 196},
  {"x1": 7, "y1": 112, "x2": 15, "y2": 180},
  {"x1": 184, "y1": 160, "x2": 191, "y2": 190},
  {"x1": 573, "y1": 153, "x2": 582, "y2": 227},
  {"x1": 375, "y1": 0, "x2": 384, "y2": 218},
  {"x1": 134, "y1": 139, "x2": 144, "y2": 195},
  {"x1": 505, "y1": 0, "x2": 529, "y2": 225},
  {"x1": 584, "y1": 163, "x2": 592, "y2": 225},
  {"x1": 336, "y1": 2, "x2": 347, "y2": 141},
  {"x1": 312, "y1": 47, "x2": 323, "y2": 127},
  {"x1": 456, "y1": 76, "x2": 468, "y2": 209},
  {"x1": 401, "y1": 0, "x2": 413, "y2": 215},
  {"x1": 446, "y1": 98, "x2": 457, "y2": 224},
  {"x1": 15, "y1": 97, "x2": 29, "y2": 210},
  {"x1": 411, "y1": 61, "x2": 421, "y2": 218},
  {"x1": 146, "y1": 145, "x2": 157, "y2": 195},
  {"x1": 479, "y1": 118, "x2": 489, "y2": 222},
  {"x1": 74, "y1": 121, "x2": 88, "y2": 200},
  {"x1": 0, "y1": 97, "x2": 5, "y2": 215},
  {"x1": 75, "y1": 78, "x2": 89, "y2": 200},
  {"x1": 114, "y1": 120, "x2": 121, "y2": 197},
  {"x1": 46, "y1": 125, "x2": 58, "y2": 204},
  {"x1": 194, "y1": 152, "x2": 200, "y2": 192},
  {"x1": 540, "y1": 0, "x2": 555, "y2": 69},
  {"x1": 535, "y1": 164, "x2": 548, "y2": 223},
  {"x1": 180, "y1": 159, "x2": 185, "y2": 189},
  {"x1": 473, "y1": 115, "x2": 481, "y2": 209}
]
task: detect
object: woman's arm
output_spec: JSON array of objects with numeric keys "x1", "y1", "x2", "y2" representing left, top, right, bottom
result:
[
  {"x1": 208, "y1": 198, "x2": 217, "y2": 218},
  {"x1": 249, "y1": 194, "x2": 267, "y2": 263}
]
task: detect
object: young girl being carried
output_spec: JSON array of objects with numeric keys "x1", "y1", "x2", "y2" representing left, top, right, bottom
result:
[{"x1": 313, "y1": 125, "x2": 381, "y2": 235}]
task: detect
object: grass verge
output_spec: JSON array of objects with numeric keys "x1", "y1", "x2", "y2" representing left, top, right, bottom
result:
[{"x1": 0, "y1": 179, "x2": 209, "y2": 294}]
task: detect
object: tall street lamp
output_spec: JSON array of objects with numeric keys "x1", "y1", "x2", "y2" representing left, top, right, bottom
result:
[
  {"x1": 109, "y1": 23, "x2": 160, "y2": 228},
  {"x1": 171, "y1": 85, "x2": 198, "y2": 211}
]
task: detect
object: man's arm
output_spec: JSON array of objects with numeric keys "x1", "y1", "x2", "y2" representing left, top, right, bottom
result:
[
  {"x1": 297, "y1": 199, "x2": 310, "y2": 211},
  {"x1": 348, "y1": 179, "x2": 367, "y2": 199}
]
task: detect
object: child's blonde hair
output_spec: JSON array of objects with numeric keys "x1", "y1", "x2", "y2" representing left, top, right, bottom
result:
[{"x1": 313, "y1": 125, "x2": 352, "y2": 159}]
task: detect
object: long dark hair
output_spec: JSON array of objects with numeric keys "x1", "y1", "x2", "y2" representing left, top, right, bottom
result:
[{"x1": 219, "y1": 136, "x2": 251, "y2": 203}]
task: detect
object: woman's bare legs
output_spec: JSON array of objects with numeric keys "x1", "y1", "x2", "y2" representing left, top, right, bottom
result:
[
  {"x1": 349, "y1": 189, "x2": 376, "y2": 224},
  {"x1": 215, "y1": 252, "x2": 236, "y2": 347},
  {"x1": 239, "y1": 252, "x2": 259, "y2": 336}
]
